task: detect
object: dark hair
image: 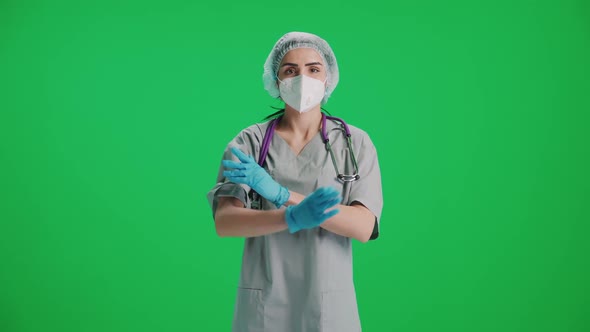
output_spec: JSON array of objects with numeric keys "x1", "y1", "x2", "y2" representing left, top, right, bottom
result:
[{"x1": 262, "y1": 105, "x2": 332, "y2": 121}]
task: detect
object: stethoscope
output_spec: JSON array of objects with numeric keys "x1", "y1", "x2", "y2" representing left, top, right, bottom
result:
[
  {"x1": 260, "y1": 112, "x2": 360, "y2": 179},
  {"x1": 250, "y1": 112, "x2": 360, "y2": 209}
]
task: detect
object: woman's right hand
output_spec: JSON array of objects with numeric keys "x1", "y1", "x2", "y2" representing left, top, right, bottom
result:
[
  {"x1": 284, "y1": 187, "x2": 341, "y2": 233},
  {"x1": 222, "y1": 146, "x2": 290, "y2": 208}
]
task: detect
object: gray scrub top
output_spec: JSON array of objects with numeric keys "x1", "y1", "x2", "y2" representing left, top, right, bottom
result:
[{"x1": 206, "y1": 117, "x2": 383, "y2": 332}]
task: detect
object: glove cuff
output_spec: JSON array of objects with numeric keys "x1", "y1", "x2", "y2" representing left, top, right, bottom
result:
[
  {"x1": 284, "y1": 205, "x2": 300, "y2": 234},
  {"x1": 273, "y1": 186, "x2": 290, "y2": 208}
]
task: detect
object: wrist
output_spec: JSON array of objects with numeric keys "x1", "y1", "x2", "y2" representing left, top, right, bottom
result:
[{"x1": 273, "y1": 185, "x2": 290, "y2": 208}]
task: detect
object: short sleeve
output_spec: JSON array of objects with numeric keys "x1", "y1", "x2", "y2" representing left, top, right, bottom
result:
[
  {"x1": 348, "y1": 132, "x2": 384, "y2": 236},
  {"x1": 206, "y1": 125, "x2": 263, "y2": 219}
]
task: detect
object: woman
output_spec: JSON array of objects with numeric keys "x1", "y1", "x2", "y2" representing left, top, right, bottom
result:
[{"x1": 206, "y1": 32, "x2": 383, "y2": 332}]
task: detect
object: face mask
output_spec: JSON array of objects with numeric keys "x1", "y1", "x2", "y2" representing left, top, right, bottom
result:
[{"x1": 278, "y1": 75, "x2": 326, "y2": 113}]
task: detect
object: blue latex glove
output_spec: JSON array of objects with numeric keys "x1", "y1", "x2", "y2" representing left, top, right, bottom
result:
[
  {"x1": 285, "y1": 187, "x2": 341, "y2": 234},
  {"x1": 222, "y1": 146, "x2": 290, "y2": 208}
]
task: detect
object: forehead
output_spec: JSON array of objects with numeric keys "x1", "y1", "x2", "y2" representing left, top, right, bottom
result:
[{"x1": 280, "y1": 48, "x2": 324, "y2": 65}]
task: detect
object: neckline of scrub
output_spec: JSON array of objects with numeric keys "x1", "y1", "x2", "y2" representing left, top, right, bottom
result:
[{"x1": 272, "y1": 129, "x2": 322, "y2": 159}]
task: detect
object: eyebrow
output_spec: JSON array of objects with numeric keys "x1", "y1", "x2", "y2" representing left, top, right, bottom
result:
[{"x1": 280, "y1": 62, "x2": 323, "y2": 67}]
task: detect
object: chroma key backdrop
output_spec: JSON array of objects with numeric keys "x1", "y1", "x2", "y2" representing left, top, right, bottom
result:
[{"x1": 0, "y1": 1, "x2": 588, "y2": 331}]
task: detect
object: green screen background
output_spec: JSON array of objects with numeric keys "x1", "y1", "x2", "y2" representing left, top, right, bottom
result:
[{"x1": 1, "y1": 0, "x2": 588, "y2": 331}]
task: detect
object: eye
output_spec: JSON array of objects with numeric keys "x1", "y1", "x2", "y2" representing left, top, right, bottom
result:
[
  {"x1": 284, "y1": 67, "x2": 296, "y2": 75},
  {"x1": 310, "y1": 67, "x2": 321, "y2": 73}
]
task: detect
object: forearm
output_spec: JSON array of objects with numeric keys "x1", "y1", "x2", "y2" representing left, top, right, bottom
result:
[
  {"x1": 214, "y1": 197, "x2": 288, "y2": 238},
  {"x1": 286, "y1": 190, "x2": 374, "y2": 242},
  {"x1": 320, "y1": 204, "x2": 375, "y2": 243}
]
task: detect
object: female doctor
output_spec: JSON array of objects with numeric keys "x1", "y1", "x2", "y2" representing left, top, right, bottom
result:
[{"x1": 206, "y1": 32, "x2": 383, "y2": 332}]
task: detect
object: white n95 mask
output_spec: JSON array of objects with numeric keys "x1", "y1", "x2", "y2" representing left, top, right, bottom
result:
[{"x1": 278, "y1": 75, "x2": 326, "y2": 113}]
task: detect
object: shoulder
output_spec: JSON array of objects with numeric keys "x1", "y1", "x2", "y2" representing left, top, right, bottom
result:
[
  {"x1": 327, "y1": 118, "x2": 376, "y2": 148},
  {"x1": 231, "y1": 119, "x2": 273, "y2": 145},
  {"x1": 347, "y1": 123, "x2": 372, "y2": 141}
]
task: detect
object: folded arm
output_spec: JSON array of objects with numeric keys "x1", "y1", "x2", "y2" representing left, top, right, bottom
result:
[
  {"x1": 214, "y1": 197, "x2": 288, "y2": 238},
  {"x1": 286, "y1": 191, "x2": 375, "y2": 243},
  {"x1": 214, "y1": 188, "x2": 346, "y2": 238}
]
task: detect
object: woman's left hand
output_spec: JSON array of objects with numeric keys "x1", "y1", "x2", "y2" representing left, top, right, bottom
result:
[{"x1": 222, "y1": 146, "x2": 290, "y2": 207}]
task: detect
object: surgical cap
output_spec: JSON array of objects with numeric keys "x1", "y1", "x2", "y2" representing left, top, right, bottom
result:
[{"x1": 263, "y1": 32, "x2": 339, "y2": 105}]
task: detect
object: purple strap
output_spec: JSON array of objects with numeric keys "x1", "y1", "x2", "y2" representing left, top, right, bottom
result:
[{"x1": 258, "y1": 116, "x2": 280, "y2": 167}]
